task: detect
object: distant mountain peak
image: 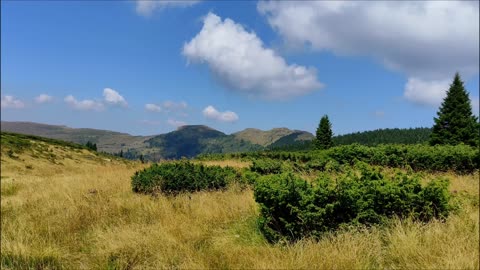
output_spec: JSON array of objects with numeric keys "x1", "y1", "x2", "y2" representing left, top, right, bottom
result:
[{"x1": 177, "y1": 125, "x2": 216, "y2": 131}]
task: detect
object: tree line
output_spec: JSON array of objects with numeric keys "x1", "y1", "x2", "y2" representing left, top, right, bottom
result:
[{"x1": 315, "y1": 73, "x2": 479, "y2": 149}]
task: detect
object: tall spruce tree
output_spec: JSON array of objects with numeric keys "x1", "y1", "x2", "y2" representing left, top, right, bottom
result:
[
  {"x1": 315, "y1": 115, "x2": 333, "y2": 149},
  {"x1": 429, "y1": 73, "x2": 479, "y2": 146}
]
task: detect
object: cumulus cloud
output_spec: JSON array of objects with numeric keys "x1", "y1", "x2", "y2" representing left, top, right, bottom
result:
[
  {"x1": 1, "y1": 95, "x2": 25, "y2": 109},
  {"x1": 103, "y1": 88, "x2": 127, "y2": 107},
  {"x1": 472, "y1": 97, "x2": 480, "y2": 116},
  {"x1": 258, "y1": 1, "x2": 479, "y2": 105},
  {"x1": 35, "y1": 94, "x2": 53, "y2": 104},
  {"x1": 202, "y1": 105, "x2": 239, "y2": 123},
  {"x1": 145, "y1": 103, "x2": 162, "y2": 112},
  {"x1": 167, "y1": 118, "x2": 187, "y2": 128},
  {"x1": 136, "y1": 0, "x2": 200, "y2": 17},
  {"x1": 404, "y1": 78, "x2": 450, "y2": 106},
  {"x1": 183, "y1": 12, "x2": 322, "y2": 100},
  {"x1": 64, "y1": 95, "x2": 104, "y2": 111}
]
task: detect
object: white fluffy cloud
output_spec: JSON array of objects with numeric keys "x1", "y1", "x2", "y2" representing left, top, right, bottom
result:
[
  {"x1": 167, "y1": 118, "x2": 187, "y2": 128},
  {"x1": 35, "y1": 94, "x2": 53, "y2": 104},
  {"x1": 103, "y1": 88, "x2": 127, "y2": 107},
  {"x1": 135, "y1": 0, "x2": 200, "y2": 17},
  {"x1": 1, "y1": 95, "x2": 25, "y2": 109},
  {"x1": 202, "y1": 105, "x2": 239, "y2": 123},
  {"x1": 258, "y1": 1, "x2": 479, "y2": 105},
  {"x1": 472, "y1": 98, "x2": 480, "y2": 116},
  {"x1": 145, "y1": 103, "x2": 162, "y2": 112},
  {"x1": 183, "y1": 12, "x2": 322, "y2": 100},
  {"x1": 64, "y1": 95, "x2": 104, "y2": 111},
  {"x1": 404, "y1": 78, "x2": 451, "y2": 106}
]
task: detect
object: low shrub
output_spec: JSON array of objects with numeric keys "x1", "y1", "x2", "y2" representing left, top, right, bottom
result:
[
  {"x1": 216, "y1": 144, "x2": 479, "y2": 173},
  {"x1": 250, "y1": 159, "x2": 283, "y2": 175},
  {"x1": 131, "y1": 161, "x2": 241, "y2": 194},
  {"x1": 254, "y1": 164, "x2": 451, "y2": 243}
]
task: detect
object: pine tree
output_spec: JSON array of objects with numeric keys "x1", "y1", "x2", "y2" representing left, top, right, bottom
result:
[
  {"x1": 315, "y1": 115, "x2": 333, "y2": 149},
  {"x1": 430, "y1": 73, "x2": 479, "y2": 146}
]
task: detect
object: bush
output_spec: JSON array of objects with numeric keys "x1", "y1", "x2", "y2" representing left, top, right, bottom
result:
[
  {"x1": 131, "y1": 161, "x2": 241, "y2": 194},
  {"x1": 250, "y1": 159, "x2": 283, "y2": 175},
  {"x1": 254, "y1": 164, "x2": 451, "y2": 243},
  {"x1": 230, "y1": 144, "x2": 479, "y2": 173}
]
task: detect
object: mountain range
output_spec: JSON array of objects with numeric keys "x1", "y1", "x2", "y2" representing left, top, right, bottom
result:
[{"x1": 0, "y1": 121, "x2": 314, "y2": 160}]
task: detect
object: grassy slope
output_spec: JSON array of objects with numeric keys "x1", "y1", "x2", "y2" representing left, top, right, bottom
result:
[
  {"x1": 1, "y1": 121, "x2": 151, "y2": 153},
  {"x1": 232, "y1": 128, "x2": 312, "y2": 147},
  {"x1": 1, "y1": 133, "x2": 478, "y2": 269}
]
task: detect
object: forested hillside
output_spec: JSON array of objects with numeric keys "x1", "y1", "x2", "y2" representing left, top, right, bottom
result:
[{"x1": 333, "y1": 127, "x2": 432, "y2": 146}]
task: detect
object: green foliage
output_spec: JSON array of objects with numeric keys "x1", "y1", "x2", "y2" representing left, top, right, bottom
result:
[
  {"x1": 1, "y1": 131, "x2": 87, "y2": 153},
  {"x1": 250, "y1": 159, "x2": 283, "y2": 175},
  {"x1": 254, "y1": 165, "x2": 451, "y2": 243},
  {"x1": 430, "y1": 73, "x2": 479, "y2": 147},
  {"x1": 315, "y1": 115, "x2": 333, "y2": 150},
  {"x1": 131, "y1": 161, "x2": 242, "y2": 194},
  {"x1": 85, "y1": 141, "x2": 97, "y2": 151},
  {"x1": 216, "y1": 144, "x2": 479, "y2": 173},
  {"x1": 333, "y1": 128, "x2": 432, "y2": 146},
  {"x1": 145, "y1": 125, "x2": 262, "y2": 159}
]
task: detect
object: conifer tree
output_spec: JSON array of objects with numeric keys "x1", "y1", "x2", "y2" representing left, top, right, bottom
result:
[
  {"x1": 315, "y1": 115, "x2": 333, "y2": 149},
  {"x1": 430, "y1": 73, "x2": 479, "y2": 146}
]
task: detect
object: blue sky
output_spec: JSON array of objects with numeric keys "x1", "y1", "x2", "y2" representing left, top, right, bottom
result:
[{"x1": 2, "y1": 1, "x2": 479, "y2": 136}]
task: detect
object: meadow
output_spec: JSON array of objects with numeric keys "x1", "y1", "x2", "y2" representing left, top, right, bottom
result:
[{"x1": 1, "y1": 134, "x2": 479, "y2": 269}]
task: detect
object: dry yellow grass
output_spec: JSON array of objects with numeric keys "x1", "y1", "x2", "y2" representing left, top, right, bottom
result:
[
  {"x1": 193, "y1": 159, "x2": 252, "y2": 169},
  {"x1": 1, "y1": 143, "x2": 478, "y2": 269}
]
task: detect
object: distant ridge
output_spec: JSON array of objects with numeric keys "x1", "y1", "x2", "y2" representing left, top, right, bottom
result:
[{"x1": 0, "y1": 121, "x2": 313, "y2": 160}]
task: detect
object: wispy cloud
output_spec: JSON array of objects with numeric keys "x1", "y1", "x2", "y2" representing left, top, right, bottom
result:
[
  {"x1": 373, "y1": 110, "x2": 385, "y2": 118},
  {"x1": 135, "y1": 0, "x2": 200, "y2": 17},
  {"x1": 167, "y1": 118, "x2": 187, "y2": 128},
  {"x1": 139, "y1": 119, "x2": 162, "y2": 126},
  {"x1": 145, "y1": 103, "x2": 162, "y2": 112},
  {"x1": 144, "y1": 101, "x2": 188, "y2": 114},
  {"x1": 35, "y1": 94, "x2": 53, "y2": 104},
  {"x1": 64, "y1": 95, "x2": 104, "y2": 111}
]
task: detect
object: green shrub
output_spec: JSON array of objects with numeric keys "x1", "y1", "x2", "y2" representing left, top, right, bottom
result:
[
  {"x1": 240, "y1": 169, "x2": 261, "y2": 185},
  {"x1": 254, "y1": 164, "x2": 451, "y2": 243},
  {"x1": 131, "y1": 161, "x2": 241, "y2": 194},
  {"x1": 250, "y1": 159, "x2": 283, "y2": 175}
]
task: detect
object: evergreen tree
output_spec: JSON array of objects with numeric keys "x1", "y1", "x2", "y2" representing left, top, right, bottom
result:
[
  {"x1": 430, "y1": 73, "x2": 479, "y2": 146},
  {"x1": 315, "y1": 115, "x2": 333, "y2": 149}
]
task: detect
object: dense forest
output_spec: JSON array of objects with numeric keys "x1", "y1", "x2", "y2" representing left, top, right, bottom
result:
[
  {"x1": 333, "y1": 127, "x2": 432, "y2": 146},
  {"x1": 269, "y1": 127, "x2": 433, "y2": 152}
]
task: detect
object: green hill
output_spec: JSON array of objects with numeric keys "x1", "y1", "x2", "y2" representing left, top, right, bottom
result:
[
  {"x1": 232, "y1": 128, "x2": 306, "y2": 146},
  {"x1": 0, "y1": 121, "x2": 150, "y2": 153}
]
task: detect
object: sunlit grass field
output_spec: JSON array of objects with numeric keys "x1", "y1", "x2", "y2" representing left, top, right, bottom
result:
[{"x1": 1, "y1": 140, "x2": 478, "y2": 269}]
